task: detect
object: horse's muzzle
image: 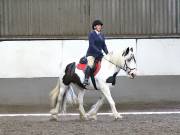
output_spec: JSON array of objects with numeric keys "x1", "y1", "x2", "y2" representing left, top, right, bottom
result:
[
  {"x1": 130, "y1": 73, "x2": 135, "y2": 79},
  {"x1": 129, "y1": 70, "x2": 136, "y2": 79}
]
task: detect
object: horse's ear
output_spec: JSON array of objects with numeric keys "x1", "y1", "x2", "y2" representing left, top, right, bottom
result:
[
  {"x1": 130, "y1": 47, "x2": 133, "y2": 52},
  {"x1": 123, "y1": 47, "x2": 129, "y2": 56}
]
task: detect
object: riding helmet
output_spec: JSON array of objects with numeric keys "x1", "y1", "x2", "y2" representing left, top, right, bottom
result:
[{"x1": 92, "y1": 20, "x2": 103, "y2": 30}]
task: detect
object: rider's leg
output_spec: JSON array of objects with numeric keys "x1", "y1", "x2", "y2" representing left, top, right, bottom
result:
[{"x1": 83, "y1": 56, "x2": 95, "y2": 85}]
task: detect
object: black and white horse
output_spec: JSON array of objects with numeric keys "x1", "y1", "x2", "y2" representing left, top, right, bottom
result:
[{"x1": 49, "y1": 47, "x2": 137, "y2": 121}]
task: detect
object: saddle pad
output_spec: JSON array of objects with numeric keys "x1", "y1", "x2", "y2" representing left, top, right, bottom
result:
[{"x1": 76, "y1": 62, "x2": 101, "y2": 76}]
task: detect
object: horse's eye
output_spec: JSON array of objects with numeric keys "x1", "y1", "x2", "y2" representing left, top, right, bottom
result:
[{"x1": 127, "y1": 58, "x2": 131, "y2": 62}]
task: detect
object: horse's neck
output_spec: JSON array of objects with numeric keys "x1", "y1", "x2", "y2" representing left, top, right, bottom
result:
[
  {"x1": 104, "y1": 52, "x2": 124, "y2": 68},
  {"x1": 99, "y1": 53, "x2": 122, "y2": 78}
]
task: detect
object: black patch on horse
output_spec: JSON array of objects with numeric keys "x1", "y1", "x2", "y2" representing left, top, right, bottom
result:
[
  {"x1": 63, "y1": 62, "x2": 86, "y2": 89},
  {"x1": 64, "y1": 62, "x2": 76, "y2": 76}
]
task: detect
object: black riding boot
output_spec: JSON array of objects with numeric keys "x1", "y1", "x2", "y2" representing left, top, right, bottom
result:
[{"x1": 83, "y1": 66, "x2": 91, "y2": 86}]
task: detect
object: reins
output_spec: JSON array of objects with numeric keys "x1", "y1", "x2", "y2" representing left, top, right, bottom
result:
[{"x1": 103, "y1": 54, "x2": 136, "y2": 73}]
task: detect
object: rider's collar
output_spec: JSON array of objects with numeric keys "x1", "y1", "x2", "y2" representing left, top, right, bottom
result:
[{"x1": 94, "y1": 30, "x2": 100, "y2": 35}]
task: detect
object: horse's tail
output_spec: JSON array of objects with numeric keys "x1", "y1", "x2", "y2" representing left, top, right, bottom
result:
[
  {"x1": 49, "y1": 79, "x2": 60, "y2": 108},
  {"x1": 50, "y1": 43, "x2": 63, "y2": 106}
]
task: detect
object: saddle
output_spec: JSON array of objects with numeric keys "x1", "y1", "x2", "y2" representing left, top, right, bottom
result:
[{"x1": 76, "y1": 56, "x2": 101, "y2": 76}]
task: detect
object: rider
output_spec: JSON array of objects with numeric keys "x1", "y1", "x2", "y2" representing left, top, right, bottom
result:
[{"x1": 83, "y1": 20, "x2": 109, "y2": 86}]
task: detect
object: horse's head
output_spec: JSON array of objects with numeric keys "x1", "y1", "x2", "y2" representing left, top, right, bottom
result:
[{"x1": 122, "y1": 47, "x2": 137, "y2": 79}]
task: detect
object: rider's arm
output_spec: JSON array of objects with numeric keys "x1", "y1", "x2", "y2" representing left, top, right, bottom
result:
[
  {"x1": 102, "y1": 42, "x2": 108, "y2": 54},
  {"x1": 102, "y1": 35, "x2": 109, "y2": 54}
]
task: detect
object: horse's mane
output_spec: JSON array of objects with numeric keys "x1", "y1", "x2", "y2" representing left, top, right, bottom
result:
[{"x1": 104, "y1": 49, "x2": 124, "y2": 67}]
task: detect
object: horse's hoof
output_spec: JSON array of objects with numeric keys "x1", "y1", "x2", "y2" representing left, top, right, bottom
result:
[
  {"x1": 89, "y1": 116, "x2": 97, "y2": 121},
  {"x1": 88, "y1": 114, "x2": 97, "y2": 121},
  {"x1": 114, "y1": 114, "x2": 123, "y2": 120},
  {"x1": 50, "y1": 109, "x2": 58, "y2": 115},
  {"x1": 49, "y1": 115, "x2": 58, "y2": 121},
  {"x1": 79, "y1": 115, "x2": 88, "y2": 120}
]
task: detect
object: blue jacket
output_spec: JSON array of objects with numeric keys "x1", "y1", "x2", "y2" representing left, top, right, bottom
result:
[{"x1": 86, "y1": 31, "x2": 108, "y2": 59}]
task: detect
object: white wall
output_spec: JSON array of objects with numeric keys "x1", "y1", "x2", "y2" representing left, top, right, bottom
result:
[
  {"x1": 0, "y1": 41, "x2": 62, "y2": 78},
  {"x1": 0, "y1": 38, "x2": 179, "y2": 78},
  {"x1": 137, "y1": 39, "x2": 180, "y2": 75},
  {"x1": 0, "y1": 39, "x2": 136, "y2": 78}
]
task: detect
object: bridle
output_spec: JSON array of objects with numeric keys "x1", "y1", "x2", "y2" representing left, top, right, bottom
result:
[
  {"x1": 103, "y1": 54, "x2": 136, "y2": 74},
  {"x1": 123, "y1": 54, "x2": 136, "y2": 74}
]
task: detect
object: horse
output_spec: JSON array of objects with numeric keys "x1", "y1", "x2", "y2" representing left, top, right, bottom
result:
[{"x1": 49, "y1": 47, "x2": 137, "y2": 121}]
